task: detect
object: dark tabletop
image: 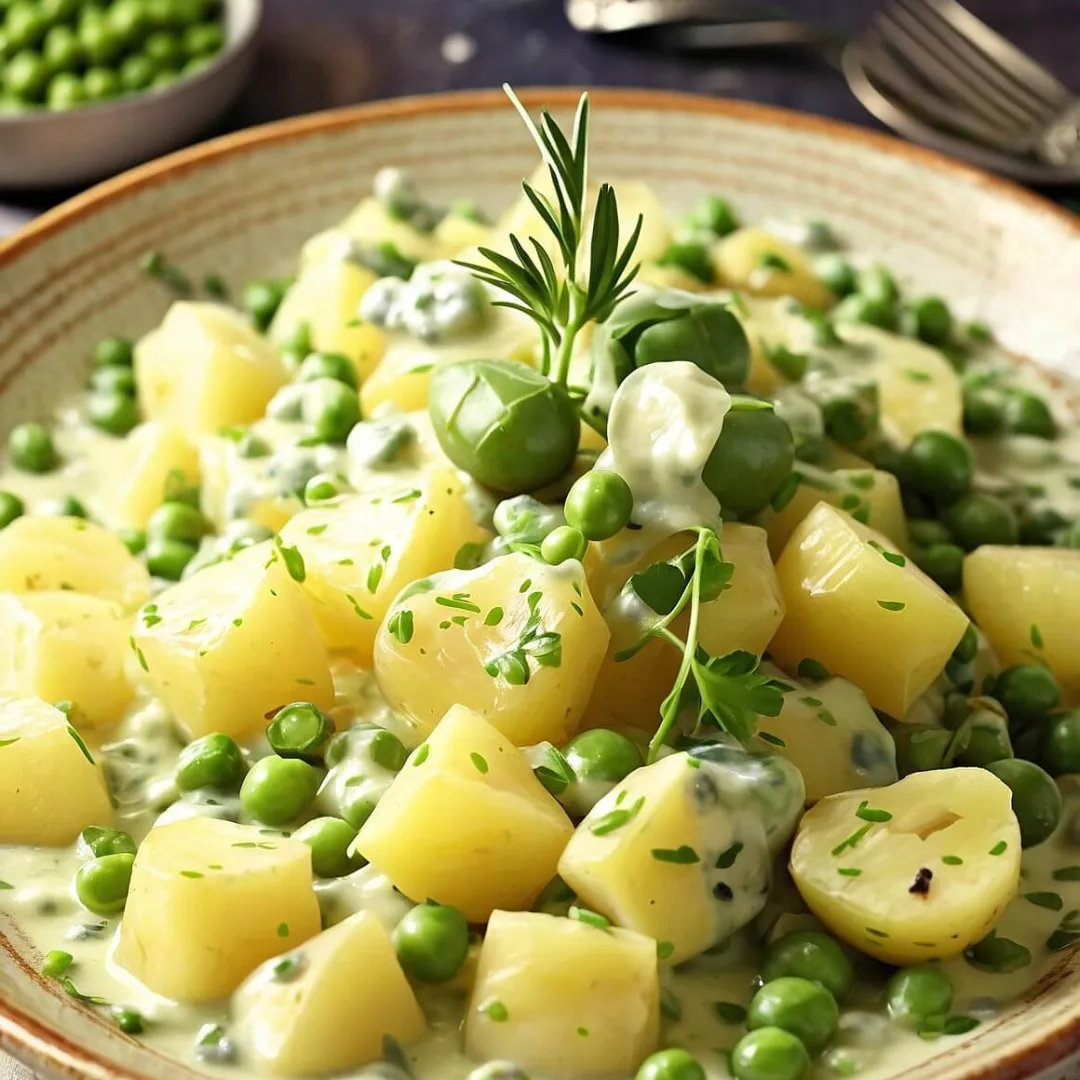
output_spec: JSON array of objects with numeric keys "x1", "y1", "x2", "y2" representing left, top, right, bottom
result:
[{"x1": 3, "y1": 0, "x2": 1080, "y2": 219}]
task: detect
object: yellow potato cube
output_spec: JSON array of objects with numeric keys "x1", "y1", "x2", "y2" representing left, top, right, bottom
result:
[
  {"x1": 0, "y1": 593, "x2": 132, "y2": 728},
  {"x1": 341, "y1": 197, "x2": 442, "y2": 262},
  {"x1": 433, "y1": 212, "x2": 490, "y2": 258},
  {"x1": 0, "y1": 695, "x2": 113, "y2": 845},
  {"x1": 0, "y1": 516, "x2": 149, "y2": 610},
  {"x1": 356, "y1": 705, "x2": 573, "y2": 921},
  {"x1": 770, "y1": 503, "x2": 967, "y2": 718},
  {"x1": 235, "y1": 911, "x2": 425, "y2": 1076},
  {"x1": 712, "y1": 228, "x2": 835, "y2": 309},
  {"x1": 270, "y1": 259, "x2": 385, "y2": 384},
  {"x1": 465, "y1": 910, "x2": 659, "y2": 1078},
  {"x1": 965, "y1": 546, "x2": 1080, "y2": 702},
  {"x1": 763, "y1": 467, "x2": 909, "y2": 558},
  {"x1": 280, "y1": 468, "x2": 487, "y2": 661},
  {"x1": 135, "y1": 302, "x2": 287, "y2": 434},
  {"x1": 131, "y1": 540, "x2": 333, "y2": 741},
  {"x1": 790, "y1": 769, "x2": 1020, "y2": 964},
  {"x1": 560, "y1": 750, "x2": 803, "y2": 964},
  {"x1": 374, "y1": 552, "x2": 608, "y2": 747},
  {"x1": 117, "y1": 818, "x2": 321, "y2": 1002},
  {"x1": 752, "y1": 672, "x2": 898, "y2": 803},
  {"x1": 107, "y1": 422, "x2": 200, "y2": 530}
]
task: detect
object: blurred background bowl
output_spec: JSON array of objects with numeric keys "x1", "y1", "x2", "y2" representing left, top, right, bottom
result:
[{"x1": 0, "y1": 0, "x2": 261, "y2": 189}]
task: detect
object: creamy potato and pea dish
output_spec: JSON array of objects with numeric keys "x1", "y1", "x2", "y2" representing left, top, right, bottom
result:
[{"x1": 4, "y1": 90, "x2": 1080, "y2": 1080}]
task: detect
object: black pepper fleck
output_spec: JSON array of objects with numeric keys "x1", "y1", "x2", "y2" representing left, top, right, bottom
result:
[
  {"x1": 909, "y1": 867, "x2": 933, "y2": 895},
  {"x1": 713, "y1": 882, "x2": 734, "y2": 901}
]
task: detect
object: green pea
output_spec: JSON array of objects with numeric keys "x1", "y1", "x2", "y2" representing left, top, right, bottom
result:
[
  {"x1": 0, "y1": 492, "x2": 24, "y2": 529},
  {"x1": 120, "y1": 53, "x2": 158, "y2": 92},
  {"x1": 1018, "y1": 504, "x2": 1070, "y2": 546},
  {"x1": 78, "y1": 18, "x2": 122, "y2": 64},
  {"x1": 540, "y1": 524, "x2": 587, "y2": 565},
  {"x1": 702, "y1": 402, "x2": 795, "y2": 517},
  {"x1": 294, "y1": 816, "x2": 362, "y2": 878},
  {"x1": 810, "y1": 253, "x2": 855, "y2": 297},
  {"x1": 886, "y1": 965, "x2": 953, "y2": 1026},
  {"x1": 858, "y1": 264, "x2": 899, "y2": 305},
  {"x1": 176, "y1": 733, "x2": 245, "y2": 792},
  {"x1": 82, "y1": 65, "x2": 121, "y2": 100},
  {"x1": 42, "y1": 25, "x2": 82, "y2": 72},
  {"x1": 941, "y1": 493, "x2": 1018, "y2": 550},
  {"x1": 296, "y1": 351, "x2": 358, "y2": 390},
  {"x1": 108, "y1": 0, "x2": 150, "y2": 46},
  {"x1": 956, "y1": 711, "x2": 1013, "y2": 768},
  {"x1": 952, "y1": 623, "x2": 978, "y2": 665},
  {"x1": 3, "y1": 49, "x2": 50, "y2": 101},
  {"x1": 78, "y1": 826, "x2": 137, "y2": 859},
  {"x1": 657, "y1": 241, "x2": 714, "y2": 284},
  {"x1": 75, "y1": 853, "x2": 134, "y2": 915},
  {"x1": 392, "y1": 902, "x2": 470, "y2": 982},
  {"x1": 1042, "y1": 710, "x2": 1080, "y2": 777},
  {"x1": 912, "y1": 542, "x2": 964, "y2": 593},
  {"x1": 183, "y1": 20, "x2": 223, "y2": 57},
  {"x1": 635, "y1": 1049, "x2": 707, "y2": 1080},
  {"x1": 748, "y1": 977, "x2": 837, "y2": 1052},
  {"x1": 369, "y1": 728, "x2": 408, "y2": 771},
  {"x1": 266, "y1": 702, "x2": 333, "y2": 759},
  {"x1": 564, "y1": 728, "x2": 641, "y2": 786},
  {"x1": 87, "y1": 391, "x2": 139, "y2": 435},
  {"x1": 1003, "y1": 391, "x2": 1056, "y2": 439},
  {"x1": 41, "y1": 949, "x2": 73, "y2": 978},
  {"x1": 762, "y1": 931, "x2": 852, "y2": 1002},
  {"x1": 303, "y1": 472, "x2": 348, "y2": 504},
  {"x1": 686, "y1": 194, "x2": 738, "y2": 238},
  {"x1": 907, "y1": 295, "x2": 952, "y2": 345},
  {"x1": 111, "y1": 1005, "x2": 144, "y2": 1034},
  {"x1": 492, "y1": 495, "x2": 565, "y2": 546},
  {"x1": 120, "y1": 528, "x2": 146, "y2": 555},
  {"x1": 563, "y1": 470, "x2": 634, "y2": 542},
  {"x1": 429, "y1": 360, "x2": 580, "y2": 495},
  {"x1": 962, "y1": 387, "x2": 1004, "y2": 435},
  {"x1": 147, "y1": 500, "x2": 205, "y2": 545},
  {"x1": 142, "y1": 28, "x2": 183, "y2": 66},
  {"x1": 279, "y1": 320, "x2": 312, "y2": 359},
  {"x1": 301, "y1": 378, "x2": 361, "y2": 445},
  {"x1": 242, "y1": 278, "x2": 287, "y2": 332},
  {"x1": 907, "y1": 519, "x2": 951, "y2": 547},
  {"x1": 235, "y1": 429, "x2": 271, "y2": 459},
  {"x1": 39, "y1": 494, "x2": 87, "y2": 519},
  {"x1": 146, "y1": 537, "x2": 197, "y2": 580},
  {"x1": 89, "y1": 365, "x2": 136, "y2": 396},
  {"x1": 150, "y1": 68, "x2": 177, "y2": 90},
  {"x1": 240, "y1": 755, "x2": 320, "y2": 825},
  {"x1": 5, "y1": 4, "x2": 48, "y2": 50},
  {"x1": 985, "y1": 758, "x2": 1061, "y2": 847},
  {"x1": 899, "y1": 430, "x2": 974, "y2": 504},
  {"x1": 831, "y1": 293, "x2": 895, "y2": 329},
  {"x1": 40, "y1": 0, "x2": 78, "y2": 21},
  {"x1": 993, "y1": 665, "x2": 1061, "y2": 727},
  {"x1": 731, "y1": 1027, "x2": 810, "y2": 1080},
  {"x1": 8, "y1": 422, "x2": 57, "y2": 473}
]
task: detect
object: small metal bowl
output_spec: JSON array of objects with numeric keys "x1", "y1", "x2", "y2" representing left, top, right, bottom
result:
[{"x1": 0, "y1": 0, "x2": 261, "y2": 190}]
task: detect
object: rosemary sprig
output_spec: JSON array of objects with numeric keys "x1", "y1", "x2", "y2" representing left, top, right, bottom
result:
[{"x1": 457, "y1": 85, "x2": 643, "y2": 385}]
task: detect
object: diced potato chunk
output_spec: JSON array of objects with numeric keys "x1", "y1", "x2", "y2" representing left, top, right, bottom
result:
[
  {"x1": 235, "y1": 911, "x2": 425, "y2": 1076},
  {"x1": 270, "y1": 259, "x2": 385, "y2": 384},
  {"x1": 584, "y1": 525, "x2": 784, "y2": 731},
  {"x1": 117, "y1": 818, "x2": 321, "y2": 1002},
  {"x1": 0, "y1": 593, "x2": 132, "y2": 728},
  {"x1": 131, "y1": 540, "x2": 333, "y2": 741},
  {"x1": 107, "y1": 422, "x2": 200, "y2": 530},
  {"x1": 0, "y1": 516, "x2": 149, "y2": 610},
  {"x1": 433, "y1": 212, "x2": 490, "y2": 258},
  {"x1": 712, "y1": 228, "x2": 835, "y2": 309},
  {"x1": 752, "y1": 670, "x2": 898, "y2": 803},
  {"x1": 356, "y1": 705, "x2": 573, "y2": 921},
  {"x1": 763, "y1": 467, "x2": 909, "y2": 558},
  {"x1": 376, "y1": 552, "x2": 608, "y2": 747},
  {"x1": 341, "y1": 197, "x2": 442, "y2": 262},
  {"x1": 559, "y1": 749, "x2": 804, "y2": 964},
  {"x1": 359, "y1": 307, "x2": 538, "y2": 416},
  {"x1": 135, "y1": 303, "x2": 287, "y2": 435},
  {"x1": 965, "y1": 546, "x2": 1080, "y2": 702},
  {"x1": 770, "y1": 503, "x2": 968, "y2": 718},
  {"x1": 840, "y1": 323, "x2": 963, "y2": 445},
  {"x1": 790, "y1": 769, "x2": 1020, "y2": 964},
  {"x1": 465, "y1": 910, "x2": 659, "y2": 1078},
  {"x1": 280, "y1": 468, "x2": 487, "y2": 661},
  {"x1": 0, "y1": 695, "x2": 113, "y2": 845}
]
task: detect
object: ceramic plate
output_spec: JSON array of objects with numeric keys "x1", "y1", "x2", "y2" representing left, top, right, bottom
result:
[{"x1": 0, "y1": 88, "x2": 1079, "y2": 1080}]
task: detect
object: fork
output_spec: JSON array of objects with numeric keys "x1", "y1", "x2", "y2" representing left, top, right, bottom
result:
[{"x1": 858, "y1": 0, "x2": 1080, "y2": 168}]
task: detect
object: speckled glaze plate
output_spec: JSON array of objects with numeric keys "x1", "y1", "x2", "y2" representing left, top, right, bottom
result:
[{"x1": 0, "y1": 88, "x2": 1079, "y2": 1080}]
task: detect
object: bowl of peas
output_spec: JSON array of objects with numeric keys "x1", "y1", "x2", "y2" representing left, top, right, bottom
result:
[{"x1": 0, "y1": 0, "x2": 261, "y2": 187}]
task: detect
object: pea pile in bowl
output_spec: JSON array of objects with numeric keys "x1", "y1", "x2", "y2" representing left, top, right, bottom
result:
[
  {"x1": 0, "y1": 0, "x2": 225, "y2": 112},
  {"x1": 1, "y1": 89, "x2": 1080, "y2": 1080}
]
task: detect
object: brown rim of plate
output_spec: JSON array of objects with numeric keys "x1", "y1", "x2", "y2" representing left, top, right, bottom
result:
[{"x1": 1, "y1": 87, "x2": 1079, "y2": 1080}]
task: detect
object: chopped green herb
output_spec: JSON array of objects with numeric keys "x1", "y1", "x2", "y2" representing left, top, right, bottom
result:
[
  {"x1": 831, "y1": 824, "x2": 873, "y2": 856},
  {"x1": 837, "y1": 868, "x2": 862, "y2": 877},
  {"x1": 877, "y1": 600, "x2": 906, "y2": 611},
  {"x1": 590, "y1": 796, "x2": 645, "y2": 837},
  {"x1": 714, "y1": 1002, "x2": 747, "y2": 1024},
  {"x1": 800, "y1": 696, "x2": 823, "y2": 707},
  {"x1": 651, "y1": 845, "x2": 700, "y2": 865},
  {"x1": 942, "y1": 855, "x2": 964, "y2": 866},
  {"x1": 657, "y1": 941, "x2": 675, "y2": 960},
  {"x1": 905, "y1": 369, "x2": 932, "y2": 383},
  {"x1": 1031, "y1": 624, "x2": 1044, "y2": 650},
  {"x1": 569, "y1": 906, "x2": 611, "y2": 931},
  {"x1": 856, "y1": 800, "x2": 893, "y2": 823},
  {"x1": 273, "y1": 537, "x2": 306, "y2": 583},
  {"x1": 435, "y1": 595, "x2": 481, "y2": 613},
  {"x1": 716, "y1": 842, "x2": 743, "y2": 869},
  {"x1": 798, "y1": 658, "x2": 830, "y2": 681},
  {"x1": 481, "y1": 999, "x2": 509, "y2": 1022},
  {"x1": 277, "y1": 922, "x2": 290, "y2": 938},
  {"x1": 388, "y1": 609, "x2": 414, "y2": 645},
  {"x1": 470, "y1": 752, "x2": 489, "y2": 774},
  {"x1": 484, "y1": 607, "x2": 504, "y2": 626},
  {"x1": 179, "y1": 871, "x2": 204, "y2": 879},
  {"x1": 67, "y1": 725, "x2": 95, "y2": 765},
  {"x1": 990, "y1": 841, "x2": 1008, "y2": 856},
  {"x1": 1024, "y1": 891, "x2": 1064, "y2": 912},
  {"x1": 1052, "y1": 867, "x2": 1080, "y2": 882},
  {"x1": 758, "y1": 732, "x2": 787, "y2": 747},
  {"x1": 412, "y1": 744, "x2": 430, "y2": 766}
]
